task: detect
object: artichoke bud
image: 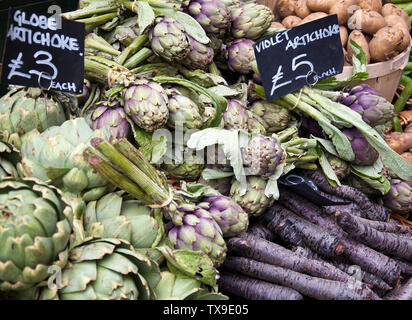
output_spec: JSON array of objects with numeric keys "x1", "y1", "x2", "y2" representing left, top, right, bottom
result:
[{"x1": 62, "y1": 168, "x2": 89, "y2": 193}]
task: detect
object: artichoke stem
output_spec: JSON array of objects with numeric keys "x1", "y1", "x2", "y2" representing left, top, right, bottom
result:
[
  {"x1": 116, "y1": 35, "x2": 149, "y2": 65},
  {"x1": 85, "y1": 34, "x2": 121, "y2": 56},
  {"x1": 286, "y1": 155, "x2": 318, "y2": 163},
  {"x1": 87, "y1": 153, "x2": 153, "y2": 204},
  {"x1": 77, "y1": 12, "x2": 118, "y2": 24},
  {"x1": 91, "y1": 138, "x2": 169, "y2": 204},
  {"x1": 294, "y1": 163, "x2": 318, "y2": 170},
  {"x1": 62, "y1": 1, "x2": 117, "y2": 20},
  {"x1": 124, "y1": 48, "x2": 153, "y2": 69}
]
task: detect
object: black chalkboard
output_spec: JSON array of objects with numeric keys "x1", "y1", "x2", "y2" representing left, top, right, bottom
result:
[
  {"x1": 253, "y1": 15, "x2": 344, "y2": 101},
  {"x1": 1, "y1": 8, "x2": 85, "y2": 94}
]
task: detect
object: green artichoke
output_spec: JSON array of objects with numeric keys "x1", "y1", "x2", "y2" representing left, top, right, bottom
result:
[
  {"x1": 166, "y1": 88, "x2": 203, "y2": 132},
  {"x1": 0, "y1": 87, "x2": 69, "y2": 149},
  {"x1": 249, "y1": 100, "x2": 291, "y2": 133},
  {"x1": 83, "y1": 193, "x2": 162, "y2": 250},
  {"x1": 18, "y1": 118, "x2": 112, "y2": 210},
  {"x1": 0, "y1": 141, "x2": 19, "y2": 179},
  {"x1": 327, "y1": 154, "x2": 350, "y2": 180},
  {"x1": 124, "y1": 80, "x2": 169, "y2": 132},
  {"x1": 149, "y1": 16, "x2": 190, "y2": 62},
  {"x1": 229, "y1": 2, "x2": 274, "y2": 40},
  {"x1": 0, "y1": 178, "x2": 72, "y2": 291},
  {"x1": 247, "y1": 111, "x2": 266, "y2": 135},
  {"x1": 39, "y1": 238, "x2": 161, "y2": 300},
  {"x1": 229, "y1": 176, "x2": 274, "y2": 217},
  {"x1": 162, "y1": 162, "x2": 205, "y2": 180},
  {"x1": 150, "y1": 269, "x2": 227, "y2": 300}
]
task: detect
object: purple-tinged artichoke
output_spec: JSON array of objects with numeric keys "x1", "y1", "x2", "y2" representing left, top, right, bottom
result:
[
  {"x1": 123, "y1": 80, "x2": 169, "y2": 132},
  {"x1": 342, "y1": 128, "x2": 379, "y2": 166},
  {"x1": 247, "y1": 111, "x2": 266, "y2": 135},
  {"x1": 242, "y1": 135, "x2": 284, "y2": 178},
  {"x1": 182, "y1": 36, "x2": 215, "y2": 70},
  {"x1": 223, "y1": 38, "x2": 255, "y2": 74},
  {"x1": 200, "y1": 195, "x2": 249, "y2": 237},
  {"x1": 187, "y1": 0, "x2": 231, "y2": 38},
  {"x1": 249, "y1": 100, "x2": 291, "y2": 133},
  {"x1": 167, "y1": 205, "x2": 227, "y2": 267},
  {"x1": 340, "y1": 84, "x2": 394, "y2": 127},
  {"x1": 148, "y1": 17, "x2": 190, "y2": 62},
  {"x1": 223, "y1": 99, "x2": 249, "y2": 129},
  {"x1": 166, "y1": 88, "x2": 203, "y2": 132},
  {"x1": 90, "y1": 104, "x2": 131, "y2": 139},
  {"x1": 229, "y1": 176, "x2": 274, "y2": 217},
  {"x1": 229, "y1": 2, "x2": 274, "y2": 40},
  {"x1": 383, "y1": 179, "x2": 412, "y2": 216}
]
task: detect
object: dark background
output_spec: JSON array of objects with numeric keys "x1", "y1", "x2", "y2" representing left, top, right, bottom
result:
[{"x1": 0, "y1": 0, "x2": 78, "y2": 95}]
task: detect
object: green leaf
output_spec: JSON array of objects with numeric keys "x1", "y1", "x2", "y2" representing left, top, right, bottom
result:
[
  {"x1": 310, "y1": 135, "x2": 339, "y2": 157},
  {"x1": 317, "y1": 147, "x2": 341, "y2": 187},
  {"x1": 175, "y1": 182, "x2": 222, "y2": 200},
  {"x1": 350, "y1": 167, "x2": 391, "y2": 195},
  {"x1": 201, "y1": 168, "x2": 234, "y2": 180},
  {"x1": 136, "y1": 1, "x2": 155, "y2": 34},
  {"x1": 156, "y1": 247, "x2": 217, "y2": 286},
  {"x1": 167, "y1": 11, "x2": 210, "y2": 44},
  {"x1": 265, "y1": 162, "x2": 285, "y2": 199},
  {"x1": 351, "y1": 159, "x2": 384, "y2": 181}
]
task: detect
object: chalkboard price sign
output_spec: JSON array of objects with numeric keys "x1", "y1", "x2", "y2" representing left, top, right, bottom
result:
[
  {"x1": 1, "y1": 9, "x2": 85, "y2": 94},
  {"x1": 253, "y1": 15, "x2": 344, "y2": 101}
]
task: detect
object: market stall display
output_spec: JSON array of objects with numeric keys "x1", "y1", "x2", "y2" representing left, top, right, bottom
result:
[{"x1": 0, "y1": 0, "x2": 411, "y2": 301}]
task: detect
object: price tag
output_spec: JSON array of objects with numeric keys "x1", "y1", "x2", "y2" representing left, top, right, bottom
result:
[
  {"x1": 253, "y1": 15, "x2": 344, "y2": 101},
  {"x1": 0, "y1": 8, "x2": 85, "y2": 94}
]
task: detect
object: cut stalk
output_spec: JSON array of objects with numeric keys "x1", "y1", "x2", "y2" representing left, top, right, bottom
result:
[
  {"x1": 116, "y1": 35, "x2": 149, "y2": 65},
  {"x1": 124, "y1": 48, "x2": 153, "y2": 69}
]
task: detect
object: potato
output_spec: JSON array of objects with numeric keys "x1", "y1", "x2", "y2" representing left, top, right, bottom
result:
[
  {"x1": 329, "y1": 0, "x2": 359, "y2": 25},
  {"x1": 277, "y1": 0, "x2": 296, "y2": 19},
  {"x1": 299, "y1": 12, "x2": 328, "y2": 25},
  {"x1": 340, "y1": 26, "x2": 348, "y2": 47},
  {"x1": 342, "y1": 47, "x2": 352, "y2": 65},
  {"x1": 382, "y1": 3, "x2": 411, "y2": 30},
  {"x1": 306, "y1": 0, "x2": 334, "y2": 13},
  {"x1": 282, "y1": 15, "x2": 303, "y2": 28},
  {"x1": 369, "y1": 26, "x2": 403, "y2": 62},
  {"x1": 271, "y1": 22, "x2": 287, "y2": 29},
  {"x1": 347, "y1": 30, "x2": 370, "y2": 63},
  {"x1": 294, "y1": 0, "x2": 312, "y2": 19},
  {"x1": 358, "y1": 0, "x2": 382, "y2": 13},
  {"x1": 384, "y1": 20, "x2": 411, "y2": 52},
  {"x1": 347, "y1": 9, "x2": 385, "y2": 36},
  {"x1": 384, "y1": 14, "x2": 410, "y2": 32}
]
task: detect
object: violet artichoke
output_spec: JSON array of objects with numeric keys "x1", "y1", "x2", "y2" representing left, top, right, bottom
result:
[
  {"x1": 200, "y1": 196, "x2": 249, "y2": 237},
  {"x1": 342, "y1": 128, "x2": 379, "y2": 166},
  {"x1": 182, "y1": 36, "x2": 215, "y2": 70},
  {"x1": 90, "y1": 103, "x2": 131, "y2": 139},
  {"x1": 223, "y1": 38, "x2": 255, "y2": 74},
  {"x1": 223, "y1": 99, "x2": 249, "y2": 130}
]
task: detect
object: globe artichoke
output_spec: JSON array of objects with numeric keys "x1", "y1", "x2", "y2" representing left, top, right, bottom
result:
[
  {"x1": 123, "y1": 80, "x2": 169, "y2": 132},
  {"x1": 0, "y1": 87, "x2": 69, "y2": 149},
  {"x1": 223, "y1": 99, "x2": 249, "y2": 130},
  {"x1": 340, "y1": 84, "x2": 394, "y2": 127},
  {"x1": 220, "y1": 0, "x2": 241, "y2": 9},
  {"x1": 150, "y1": 270, "x2": 227, "y2": 300},
  {"x1": 248, "y1": 100, "x2": 292, "y2": 133},
  {"x1": 0, "y1": 141, "x2": 19, "y2": 179},
  {"x1": 242, "y1": 135, "x2": 284, "y2": 178},
  {"x1": 199, "y1": 195, "x2": 249, "y2": 237},
  {"x1": 83, "y1": 193, "x2": 162, "y2": 250},
  {"x1": 167, "y1": 205, "x2": 227, "y2": 267},
  {"x1": 0, "y1": 178, "x2": 72, "y2": 291},
  {"x1": 149, "y1": 16, "x2": 190, "y2": 62},
  {"x1": 162, "y1": 161, "x2": 205, "y2": 180},
  {"x1": 223, "y1": 38, "x2": 255, "y2": 74},
  {"x1": 229, "y1": 2, "x2": 274, "y2": 40},
  {"x1": 182, "y1": 36, "x2": 215, "y2": 70},
  {"x1": 229, "y1": 176, "x2": 274, "y2": 217},
  {"x1": 342, "y1": 128, "x2": 379, "y2": 166},
  {"x1": 39, "y1": 238, "x2": 161, "y2": 300},
  {"x1": 18, "y1": 118, "x2": 111, "y2": 206},
  {"x1": 247, "y1": 112, "x2": 266, "y2": 135},
  {"x1": 166, "y1": 88, "x2": 203, "y2": 132},
  {"x1": 327, "y1": 154, "x2": 350, "y2": 180},
  {"x1": 186, "y1": 0, "x2": 231, "y2": 38},
  {"x1": 89, "y1": 103, "x2": 131, "y2": 139},
  {"x1": 383, "y1": 179, "x2": 412, "y2": 216}
]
